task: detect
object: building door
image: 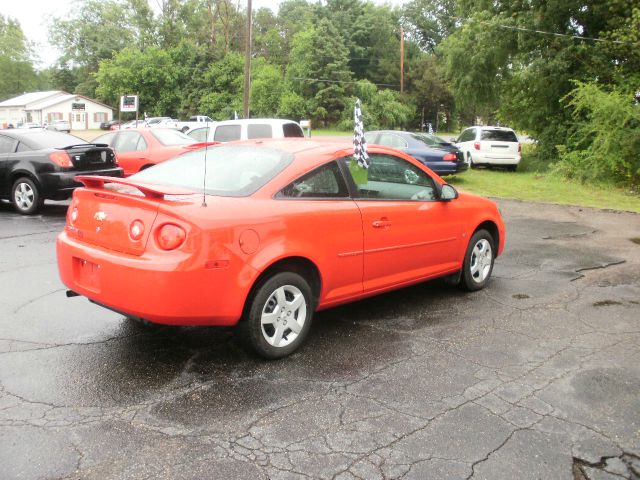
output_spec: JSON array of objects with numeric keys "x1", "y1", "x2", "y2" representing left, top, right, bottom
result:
[{"x1": 71, "y1": 112, "x2": 86, "y2": 131}]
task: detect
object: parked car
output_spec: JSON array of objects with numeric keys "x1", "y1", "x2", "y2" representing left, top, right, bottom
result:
[
  {"x1": 47, "y1": 120, "x2": 71, "y2": 133},
  {"x1": 57, "y1": 139, "x2": 505, "y2": 358},
  {"x1": 16, "y1": 122, "x2": 42, "y2": 129},
  {"x1": 364, "y1": 130, "x2": 468, "y2": 176},
  {"x1": 455, "y1": 126, "x2": 521, "y2": 171},
  {"x1": 187, "y1": 118, "x2": 304, "y2": 143},
  {"x1": 175, "y1": 115, "x2": 215, "y2": 133},
  {"x1": 100, "y1": 120, "x2": 124, "y2": 130},
  {"x1": 92, "y1": 127, "x2": 204, "y2": 176},
  {"x1": 0, "y1": 129, "x2": 122, "y2": 214}
]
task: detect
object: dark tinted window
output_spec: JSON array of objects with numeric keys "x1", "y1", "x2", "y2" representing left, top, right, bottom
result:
[
  {"x1": 283, "y1": 122, "x2": 304, "y2": 138},
  {"x1": 0, "y1": 135, "x2": 17, "y2": 153},
  {"x1": 343, "y1": 154, "x2": 436, "y2": 201},
  {"x1": 410, "y1": 133, "x2": 449, "y2": 147},
  {"x1": 247, "y1": 124, "x2": 273, "y2": 139},
  {"x1": 214, "y1": 125, "x2": 241, "y2": 142},
  {"x1": 131, "y1": 145, "x2": 293, "y2": 197},
  {"x1": 481, "y1": 129, "x2": 518, "y2": 142},
  {"x1": 150, "y1": 129, "x2": 196, "y2": 146},
  {"x1": 458, "y1": 129, "x2": 476, "y2": 142},
  {"x1": 279, "y1": 162, "x2": 348, "y2": 198}
]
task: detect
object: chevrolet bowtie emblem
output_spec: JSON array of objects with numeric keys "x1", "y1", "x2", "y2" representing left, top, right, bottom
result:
[{"x1": 94, "y1": 211, "x2": 107, "y2": 221}]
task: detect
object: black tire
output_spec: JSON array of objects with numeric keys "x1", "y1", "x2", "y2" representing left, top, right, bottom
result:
[
  {"x1": 11, "y1": 177, "x2": 43, "y2": 215},
  {"x1": 460, "y1": 229, "x2": 495, "y2": 291},
  {"x1": 468, "y1": 152, "x2": 477, "y2": 169},
  {"x1": 507, "y1": 165, "x2": 517, "y2": 172},
  {"x1": 239, "y1": 271, "x2": 314, "y2": 359}
]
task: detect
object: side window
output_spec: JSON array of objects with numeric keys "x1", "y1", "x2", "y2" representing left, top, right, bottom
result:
[
  {"x1": 93, "y1": 132, "x2": 117, "y2": 145},
  {"x1": 283, "y1": 122, "x2": 304, "y2": 138},
  {"x1": 247, "y1": 124, "x2": 273, "y2": 139},
  {"x1": 113, "y1": 132, "x2": 144, "y2": 152},
  {"x1": 16, "y1": 142, "x2": 32, "y2": 152},
  {"x1": 458, "y1": 129, "x2": 474, "y2": 143},
  {"x1": 278, "y1": 161, "x2": 349, "y2": 198},
  {"x1": 189, "y1": 127, "x2": 209, "y2": 142},
  {"x1": 343, "y1": 154, "x2": 437, "y2": 201},
  {"x1": 0, "y1": 135, "x2": 17, "y2": 153},
  {"x1": 378, "y1": 133, "x2": 408, "y2": 149},
  {"x1": 214, "y1": 125, "x2": 241, "y2": 142},
  {"x1": 136, "y1": 135, "x2": 147, "y2": 151}
]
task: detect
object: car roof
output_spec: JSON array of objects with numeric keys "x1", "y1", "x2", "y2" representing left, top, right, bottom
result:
[
  {"x1": 213, "y1": 118, "x2": 300, "y2": 126},
  {"x1": 473, "y1": 125, "x2": 516, "y2": 132}
]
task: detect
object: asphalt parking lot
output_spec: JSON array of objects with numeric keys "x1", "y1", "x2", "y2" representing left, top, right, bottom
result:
[{"x1": 0, "y1": 198, "x2": 638, "y2": 480}]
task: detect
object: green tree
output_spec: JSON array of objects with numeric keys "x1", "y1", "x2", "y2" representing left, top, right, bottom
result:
[
  {"x1": 96, "y1": 46, "x2": 183, "y2": 116},
  {"x1": 0, "y1": 15, "x2": 39, "y2": 100}
]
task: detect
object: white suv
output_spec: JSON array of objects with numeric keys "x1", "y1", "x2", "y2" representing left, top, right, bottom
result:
[
  {"x1": 455, "y1": 126, "x2": 521, "y2": 171},
  {"x1": 187, "y1": 119, "x2": 304, "y2": 143}
]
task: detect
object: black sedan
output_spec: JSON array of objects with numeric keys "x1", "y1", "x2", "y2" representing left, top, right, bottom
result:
[
  {"x1": 99, "y1": 119, "x2": 124, "y2": 130},
  {"x1": 0, "y1": 129, "x2": 122, "y2": 214},
  {"x1": 364, "y1": 130, "x2": 468, "y2": 175}
]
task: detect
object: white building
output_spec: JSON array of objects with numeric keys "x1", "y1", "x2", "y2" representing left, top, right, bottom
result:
[{"x1": 0, "y1": 91, "x2": 113, "y2": 130}]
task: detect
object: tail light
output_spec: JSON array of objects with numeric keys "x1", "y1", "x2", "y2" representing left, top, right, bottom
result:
[
  {"x1": 156, "y1": 224, "x2": 186, "y2": 250},
  {"x1": 518, "y1": 143, "x2": 522, "y2": 153},
  {"x1": 49, "y1": 151, "x2": 72, "y2": 167},
  {"x1": 129, "y1": 220, "x2": 145, "y2": 241},
  {"x1": 473, "y1": 142, "x2": 481, "y2": 151},
  {"x1": 443, "y1": 153, "x2": 457, "y2": 162}
]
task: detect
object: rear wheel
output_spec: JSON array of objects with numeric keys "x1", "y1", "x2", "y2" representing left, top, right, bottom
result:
[
  {"x1": 239, "y1": 272, "x2": 314, "y2": 359},
  {"x1": 11, "y1": 177, "x2": 43, "y2": 215},
  {"x1": 507, "y1": 164, "x2": 517, "y2": 172},
  {"x1": 461, "y1": 229, "x2": 495, "y2": 291},
  {"x1": 468, "y1": 152, "x2": 476, "y2": 168}
]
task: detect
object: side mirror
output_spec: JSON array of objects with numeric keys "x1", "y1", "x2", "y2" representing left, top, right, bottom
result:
[{"x1": 440, "y1": 184, "x2": 458, "y2": 201}]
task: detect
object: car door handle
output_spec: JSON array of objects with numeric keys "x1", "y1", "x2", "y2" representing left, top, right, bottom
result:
[{"x1": 372, "y1": 219, "x2": 391, "y2": 228}]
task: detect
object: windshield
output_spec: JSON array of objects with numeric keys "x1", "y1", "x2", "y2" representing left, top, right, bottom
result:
[
  {"x1": 410, "y1": 133, "x2": 449, "y2": 146},
  {"x1": 150, "y1": 129, "x2": 197, "y2": 146},
  {"x1": 130, "y1": 145, "x2": 294, "y2": 197}
]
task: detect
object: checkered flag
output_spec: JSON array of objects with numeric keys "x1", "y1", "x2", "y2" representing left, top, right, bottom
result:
[
  {"x1": 353, "y1": 98, "x2": 369, "y2": 168},
  {"x1": 428, "y1": 122, "x2": 433, "y2": 134}
]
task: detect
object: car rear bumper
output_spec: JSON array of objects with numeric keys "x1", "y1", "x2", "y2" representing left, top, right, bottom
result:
[
  {"x1": 429, "y1": 160, "x2": 469, "y2": 176},
  {"x1": 56, "y1": 231, "x2": 255, "y2": 326},
  {"x1": 474, "y1": 153, "x2": 521, "y2": 165},
  {"x1": 40, "y1": 168, "x2": 123, "y2": 199}
]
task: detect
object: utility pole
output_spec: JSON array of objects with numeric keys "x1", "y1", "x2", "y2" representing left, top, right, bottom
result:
[
  {"x1": 243, "y1": 0, "x2": 253, "y2": 118},
  {"x1": 400, "y1": 27, "x2": 404, "y2": 94}
]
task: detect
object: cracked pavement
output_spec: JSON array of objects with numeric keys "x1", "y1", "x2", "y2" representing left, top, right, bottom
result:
[{"x1": 0, "y1": 198, "x2": 639, "y2": 480}]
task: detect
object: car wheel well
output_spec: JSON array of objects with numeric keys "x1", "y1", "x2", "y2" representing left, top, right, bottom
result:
[
  {"x1": 245, "y1": 257, "x2": 322, "y2": 315},
  {"x1": 474, "y1": 221, "x2": 498, "y2": 249},
  {"x1": 10, "y1": 171, "x2": 40, "y2": 189}
]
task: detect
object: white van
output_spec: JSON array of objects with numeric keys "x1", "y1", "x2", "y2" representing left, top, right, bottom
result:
[
  {"x1": 455, "y1": 126, "x2": 521, "y2": 171},
  {"x1": 187, "y1": 119, "x2": 305, "y2": 143}
]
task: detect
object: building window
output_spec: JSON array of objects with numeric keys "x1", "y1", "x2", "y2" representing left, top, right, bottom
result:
[
  {"x1": 47, "y1": 112, "x2": 62, "y2": 122},
  {"x1": 94, "y1": 112, "x2": 108, "y2": 123}
]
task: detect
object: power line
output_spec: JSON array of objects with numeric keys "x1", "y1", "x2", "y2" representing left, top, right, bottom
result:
[
  {"x1": 447, "y1": 14, "x2": 639, "y2": 46},
  {"x1": 290, "y1": 77, "x2": 400, "y2": 88}
]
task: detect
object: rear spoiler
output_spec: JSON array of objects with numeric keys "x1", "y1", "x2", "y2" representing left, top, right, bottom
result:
[
  {"x1": 184, "y1": 141, "x2": 220, "y2": 150},
  {"x1": 75, "y1": 175, "x2": 194, "y2": 199}
]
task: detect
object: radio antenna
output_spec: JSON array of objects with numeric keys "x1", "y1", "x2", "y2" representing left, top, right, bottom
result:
[{"x1": 201, "y1": 120, "x2": 209, "y2": 207}]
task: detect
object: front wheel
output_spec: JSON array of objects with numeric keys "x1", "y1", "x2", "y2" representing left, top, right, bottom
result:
[
  {"x1": 11, "y1": 177, "x2": 43, "y2": 215},
  {"x1": 239, "y1": 272, "x2": 314, "y2": 359},
  {"x1": 461, "y1": 229, "x2": 495, "y2": 291}
]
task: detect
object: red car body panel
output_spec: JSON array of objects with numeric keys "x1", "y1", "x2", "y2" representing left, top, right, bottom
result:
[{"x1": 57, "y1": 139, "x2": 505, "y2": 326}]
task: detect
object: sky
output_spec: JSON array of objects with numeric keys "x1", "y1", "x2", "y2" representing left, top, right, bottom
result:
[{"x1": 4, "y1": 0, "x2": 406, "y2": 69}]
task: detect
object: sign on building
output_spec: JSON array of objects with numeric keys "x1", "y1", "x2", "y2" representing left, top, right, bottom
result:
[{"x1": 72, "y1": 102, "x2": 86, "y2": 111}]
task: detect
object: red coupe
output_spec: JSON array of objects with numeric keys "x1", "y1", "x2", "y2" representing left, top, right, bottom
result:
[
  {"x1": 92, "y1": 127, "x2": 211, "y2": 176},
  {"x1": 57, "y1": 139, "x2": 505, "y2": 358}
]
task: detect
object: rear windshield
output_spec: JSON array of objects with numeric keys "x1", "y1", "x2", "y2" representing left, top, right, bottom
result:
[
  {"x1": 150, "y1": 129, "x2": 197, "y2": 146},
  {"x1": 283, "y1": 122, "x2": 304, "y2": 138},
  {"x1": 130, "y1": 145, "x2": 293, "y2": 197},
  {"x1": 410, "y1": 133, "x2": 449, "y2": 147},
  {"x1": 16, "y1": 131, "x2": 86, "y2": 149},
  {"x1": 481, "y1": 129, "x2": 518, "y2": 142}
]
